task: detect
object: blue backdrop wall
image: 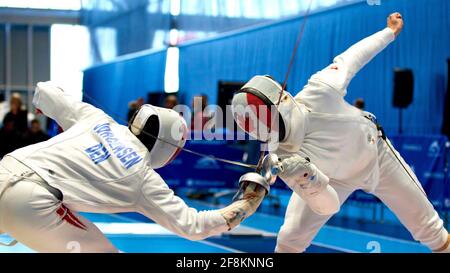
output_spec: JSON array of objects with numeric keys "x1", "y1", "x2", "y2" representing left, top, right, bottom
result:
[
  {"x1": 83, "y1": 49, "x2": 166, "y2": 123},
  {"x1": 178, "y1": 0, "x2": 450, "y2": 135},
  {"x1": 83, "y1": 0, "x2": 449, "y2": 135}
]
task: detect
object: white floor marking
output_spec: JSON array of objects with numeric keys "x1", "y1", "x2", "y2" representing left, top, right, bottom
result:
[
  {"x1": 310, "y1": 241, "x2": 358, "y2": 253},
  {"x1": 197, "y1": 240, "x2": 243, "y2": 253},
  {"x1": 95, "y1": 222, "x2": 174, "y2": 235}
]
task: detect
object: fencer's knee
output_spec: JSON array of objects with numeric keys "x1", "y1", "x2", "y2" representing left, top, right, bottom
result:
[{"x1": 306, "y1": 185, "x2": 341, "y2": 216}]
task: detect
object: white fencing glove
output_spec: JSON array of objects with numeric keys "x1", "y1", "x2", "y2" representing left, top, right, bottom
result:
[
  {"x1": 278, "y1": 154, "x2": 340, "y2": 216},
  {"x1": 219, "y1": 173, "x2": 270, "y2": 230}
]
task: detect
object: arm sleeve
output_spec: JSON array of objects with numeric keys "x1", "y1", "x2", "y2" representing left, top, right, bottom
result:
[
  {"x1": 137, "y1": 171, "x2": 229, "y2": 241},
  {"x1": 308, "y1": 28, "x2": 395, "y2": 96},
  {"x1": 33, "y1": 82, "x2": 106, "y2": 131}
]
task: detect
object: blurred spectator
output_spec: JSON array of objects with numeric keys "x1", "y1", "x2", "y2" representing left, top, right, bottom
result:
[
  {"x1": 354, "y1": 98, "x2": 365, "y2": 110},
  {"x1": 0, "y1": 115, "x2": 23, "y2": 158},
  {"x1": 0, "y1": 94, "x2": 7, "y2": 126},
  {"x1": 24, "y1": 119, "x2": 50, "y2": 145},
  {"x1": 136, "y1": 97, "x2": 145, "y2": 109},
  {"x1": 191, "y1": 94, "x2": 211, "y2": 130},
  {"x1": 127, "y1": 97, "x2": 146, "y2": 123},
  {"x1": 127, "y1": 101, "x2": 138, "y2": 123},
  {"x1": 165, "y1": 95, "x2": 178, "y2": 109},
  {"x1": 3, "y1": 93, "x2": 28, "y2": 134}
]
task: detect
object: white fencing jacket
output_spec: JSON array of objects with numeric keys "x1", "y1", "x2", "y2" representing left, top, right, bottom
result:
[
  {"x1": 280, "y1": 28, "x2": 396, "y2": 192},
  {"x1": 2, "y1": 84, "x2": 228, "y2": 240}
]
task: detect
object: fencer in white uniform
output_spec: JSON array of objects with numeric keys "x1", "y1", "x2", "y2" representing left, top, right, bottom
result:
[
  {"x1": 232, "y1": 13, "x2": 450, "y2": 253},
  {"x1": 0, "y1": 82, "x2": 270, "y2": 253}
]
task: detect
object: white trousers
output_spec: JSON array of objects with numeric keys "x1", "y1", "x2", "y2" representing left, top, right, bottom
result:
[
  {"x1": 0, "y1": 164, "x2": 118, "y2": 253},
  {"x1": 276, "y1": 139, "x2": 449, "y2": 253}
]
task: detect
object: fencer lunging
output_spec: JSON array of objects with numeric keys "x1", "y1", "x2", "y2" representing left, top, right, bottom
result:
[
  {"x1": 0, "y1": 82, "x2": 270, "y2": 253},
  {"x1": 232, "y1": 13, "x2": 450, "y2": 253}
]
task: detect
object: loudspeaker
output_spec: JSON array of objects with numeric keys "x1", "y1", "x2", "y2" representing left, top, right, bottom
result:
[
  {"x1": 442, "y1": 59, "x2": 450, "y2": 138},
  {"x1": 393, "y1": 69, "x2": 414, "y2": 108},
  {"x1": 147, "y1": 92, "x2": 167, "y2": 107},
  {"x1": 218, "y1": 81, "x2": 245, "y2": 109},
  {"x1": 218, "y1": 81, "x2": 246, "y2": 130}
]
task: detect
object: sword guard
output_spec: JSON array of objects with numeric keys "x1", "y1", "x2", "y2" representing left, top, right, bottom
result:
[{"x1": 260, "y1": 154, "x2": 283, "y2": 185}]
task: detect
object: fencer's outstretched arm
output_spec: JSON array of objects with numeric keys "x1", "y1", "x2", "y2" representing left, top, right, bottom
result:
[
  {"x1": 310, "y1": 13, "x2": 403, "y2": 95},
  {"x1": 33, "y1": 81, "x2": 106, "y2": 131},
  {"x1": 219, "y1": 173, "x2": 269, "y2": 229},
  {"x1": 137, "y1": 171, "x2": 269, "y2": 241}
]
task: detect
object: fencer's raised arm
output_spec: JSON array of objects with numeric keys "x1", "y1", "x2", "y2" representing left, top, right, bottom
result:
[
  {"x1": 310, "y1": 13, "x2": 403, "y2": 95},
  {"x1": 33, "y1": 81, "x2": 106, "y2": 131},
  {"x1": 137, "y1": 171, "x2": 269, "y2": 241}
]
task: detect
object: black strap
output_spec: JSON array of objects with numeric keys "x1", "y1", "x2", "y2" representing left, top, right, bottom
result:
[
  {"x1": 377, "y1": 124, "x2": 387, "y2": 141},
  {"x1": 364, "y1": 115, "x2": 386, "y2": 140}
]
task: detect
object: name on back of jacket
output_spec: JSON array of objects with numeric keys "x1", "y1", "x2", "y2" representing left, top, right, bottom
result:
[{"x1": 86, "y1": 123, "x2": 143, "y2": 169}]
